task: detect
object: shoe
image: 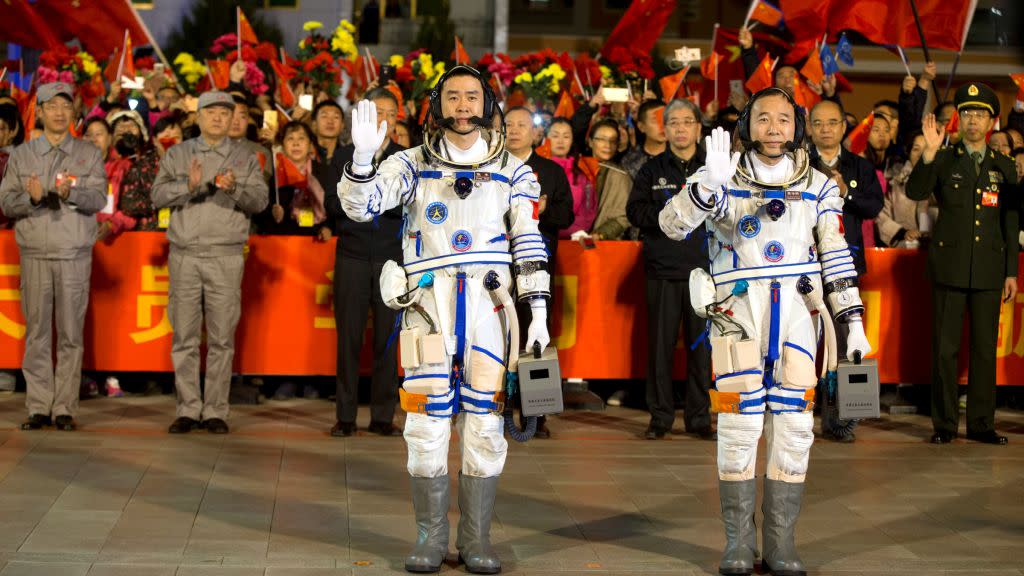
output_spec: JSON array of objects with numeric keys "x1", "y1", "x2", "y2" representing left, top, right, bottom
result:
[
  {"x1": 301, "y1": 384, "x2": 320, "y2": 400},
  {"x1": 168, "y1": 416, "x2": 200, "y2": 434},
  {"x1": 644, "y1": 425, "x2": 667, "y2": 440},
  {"x1": 105, "y1": 377, "x2": 124, "y2": 398},
  {"x1": 54, "y1": 415, "x2": 77, "y2": 431},
  {"x1": 272, "y1": 381, "x2": 297, "y2": 400},
  {"x1": 406, "y1": 475, "x2": 450, "y2": 573},
  {"x1": 368, "y1": 421, "x2": 402, "y2": 436},
  {"x1": 21, "y1": 413, "x2": 52, "y2": 430},
  {"x1": 718, "y1": 479, "x2": 757, "y2": 576},
  {"x1": 203, "y1": 418, "x2": 230, "y2": 434},
  {"x1": 966, "y1": 430, "x2": 1008, "y2": 445},
  {"x1": 534, "y1": 417, "x2": 551, "y2": 439},
  {"x1": 692, "y1": 427, "x2": 717, "y2": 441},
  {"x1": 822, "y1": 429, "x2": 856, "y2": 443},
  {"x1": 762, "y1": 479, "x2": 807, "y2": 576},
  {"x1": 457, "y1": 474, "x2": 501, "y2": 574},
  {"x1": 606, "y1": 389, "x2": 627, "y2": 407},
  {"x1": 930, "y1": 431, "x2": 957, "y2": 444},
  {"x1": 331, "y1": 421, "x2": 356, "y2": 437}
]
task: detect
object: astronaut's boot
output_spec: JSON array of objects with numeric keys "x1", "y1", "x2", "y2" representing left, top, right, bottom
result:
[
  {"x1": 762, "y1": 479, "x2": 806, "y2": 576},
  {"x1": 405, "y1": 475, "x2": 450, "y2": 573},
  {"x1": 719, "y1": 479, "x2": 758, "y2": 575},
  {"x1": 457, "y1": 473, "x2": 501, "y2": 574}
]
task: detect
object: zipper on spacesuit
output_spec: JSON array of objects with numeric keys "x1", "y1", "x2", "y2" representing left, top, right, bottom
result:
[
  {"x1": 768, "y1": 281, "x2": 782, "y2": 363},
  {"x1": 407, "y1": 230, "x2": 422, "y2": 256}
]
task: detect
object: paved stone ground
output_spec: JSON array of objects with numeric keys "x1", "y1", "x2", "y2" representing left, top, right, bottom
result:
[{"x1": 0, "y1": 393, "x2": 1022, "y2": 575}]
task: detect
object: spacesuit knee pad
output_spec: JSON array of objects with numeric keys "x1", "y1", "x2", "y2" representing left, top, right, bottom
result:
[
  {"x1": 780, "y1": 342, "x2": 817, "y2": 389},
  {"x1": 404, "y1": 413, "x2": 452, "y2": 478},
  {"x1": 766, "y1": 412, "x2": 815, "y2": 483},
  {"x1": 716, "y1": 412, "x2": 765, "y2": 481},
  {"x1": 458, "y1": 412, "x2": 508, "y2": 478}
]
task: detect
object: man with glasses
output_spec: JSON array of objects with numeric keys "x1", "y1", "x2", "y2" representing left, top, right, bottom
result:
[
  {"x1": 0, "y1": 83, "x2": 108, "y2": 431},
  {"x1": 807, "y1": 99, "x2": 883, "y2": 443},
  {"x1": 628, "y1": 98, "x2": 714, "y2": 440},
  {"x1": 908, "y1": 82, "x2": 1019, "y2": 445}
]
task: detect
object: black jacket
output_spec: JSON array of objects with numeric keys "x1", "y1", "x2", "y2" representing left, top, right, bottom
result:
[
  {"x1": 524, "y1": 151, "x2": 575, "y2": 264},
  {"x1": 626, "y1": 148, "x2": 709, "y2": 279},
  {"x1": 810, "y1": 146, "x2": 885, "y2": 275},
  {"x1": 322, "y1": 140, "x2": 405, "y2": 263}
]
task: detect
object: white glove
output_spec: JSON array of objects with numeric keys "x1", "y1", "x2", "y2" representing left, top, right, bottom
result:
[
  {"x1": 569, "y1": 230, "x2": 590, "y2": 241},
  {"x1": 525, "y1": 301, "x2": 550, "y2": 354},
  {"x1": 845, "y1": 316, "x2": 872, "y2": 362},
  {"x1": 379, "y1": 260, "x2": 409, "y2": 310},
  {"x1": 700, "y1": 126, "x2": 741, "y2": 195},
  {"x1": 350, "y1": 99, "x2": 389, "y2": 173}
]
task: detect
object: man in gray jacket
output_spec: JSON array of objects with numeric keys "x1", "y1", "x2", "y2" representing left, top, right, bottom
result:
[
  {"x1": 0, "y1": 82, "x2": 107, "y2": 431},
  {"x1": 152, "y1": 91, "x2": 268, "y2": 435}
]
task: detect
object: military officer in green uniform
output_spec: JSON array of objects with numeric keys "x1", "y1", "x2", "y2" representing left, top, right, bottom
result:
[{"x1": 907, "y1": 82, "x2": 1018, "y2": 445}]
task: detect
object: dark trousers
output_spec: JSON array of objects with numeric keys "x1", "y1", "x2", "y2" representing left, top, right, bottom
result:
[
  {"x1": 645, "y1": 277, "x2": 712, "y2": 431},
  {"x1": 333, "y1": 256, "x2": 399, "y2": 425},
  {"x1": 931, "y1": 283, "x2": 1000, "y2": 435}
]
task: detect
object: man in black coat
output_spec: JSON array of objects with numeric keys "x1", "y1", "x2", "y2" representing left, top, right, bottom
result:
[
  {"x1": 807, "y1": 99, "x2": 884, "y2": 443},
  {"x1": 505, "y1": 106, "x2": 574, "y2": 438},
  {"x1": 626, "y1": 98, "x2": 713, "y2": 441},
  {"x1": 322, "y1": 89, "x2": 406, "y2": 437}
]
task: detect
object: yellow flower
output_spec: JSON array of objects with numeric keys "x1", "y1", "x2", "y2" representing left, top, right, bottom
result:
[
  {"x1": 303, "y1": 21, "x2": 323, "y2": 31},
  {"x1": 418, "y1": 53, "x2": 435, "y2": 78},
  {"x1": 600, "y1": 65, "x2": 611, "y2": 80},
  {"x1": 340, "y1": 20, "x2": 355, "y2": 34},
  {"x1": 389, "y1": 54, "x2": 405, "y2": 68},
  {"x1": 174, "y1": 53, "x2": 195, "y2": 66},
  {"x1": 434, "y1": 62, "x2": 445, "y2": 76},
  {"x1": 514, "y1": 72, "x2": 533, "y2": 84},
  {"x1": 299, "y1": 38, "x2": 308, "y2": 50},
  {"x1": 78, "y1": 52, "x2": 99, "y2": 77}
]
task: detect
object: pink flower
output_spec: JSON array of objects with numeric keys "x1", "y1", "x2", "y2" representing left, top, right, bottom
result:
[
  {"x1": 37, "y1": 67, "x2": 59, "y2": 84},
  {"x1": 58, "y1": 70, "x2": 75, "y2": 84},
  {"x1": 243, "y1": 61, "x2": 268, "y2": 96}
]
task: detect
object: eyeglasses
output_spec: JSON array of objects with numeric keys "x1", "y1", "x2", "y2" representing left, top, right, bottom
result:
[
  {"x1": 591, "y1": 136, "x2": 618, "y2": 145},
  {"x1": 811, "y1": 120, "x2": 844, "y2": 129},
  {"x1": 960, "y1": 110, "x2": 990, "y2": 121},
  {"x1": 667, "y1": 119, "x2": 699, "y2": 127}
]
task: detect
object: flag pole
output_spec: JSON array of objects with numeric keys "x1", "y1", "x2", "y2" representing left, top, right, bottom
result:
[
  {"x1": 115, "y1": 30, "x2": 129, "y2": 85},
  {"x1": 942, "y1": 52, "x2": 962, "y2": 103},
  {"x1": 907, "y1": 0, "x2": 941, "y2": 101},
  {"x1": 742, "y1": 0, "x2": 757, "y2": 29},
  {"x1": 711, "y1": 23, "x2": 720, "y2": 106}
]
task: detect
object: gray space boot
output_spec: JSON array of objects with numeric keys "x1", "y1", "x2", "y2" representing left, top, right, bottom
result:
[
  {"x1": 405, "y1": 475, "x2": 450, "y2": 573},
  {"x1": 719, "y1": 479, "x2": 758, "y2": 575},
  {"x1": 457, "y1": 473, "x2": 501, "y2": 574},
  {"x1": 762, "y1": 479, "x2": 807, "y2": 576}
]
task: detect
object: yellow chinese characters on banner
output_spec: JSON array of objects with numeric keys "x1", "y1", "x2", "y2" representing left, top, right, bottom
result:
[
  {"x1": 130, "y1": 266, "x2": 172, "y2": 344},
  {"x1": 0, "y1": 264, "x2": 24, "y2": 340}
]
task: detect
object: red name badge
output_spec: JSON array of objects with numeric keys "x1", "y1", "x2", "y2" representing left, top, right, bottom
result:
[{"x1": 982, "y1": 191, "x2": 999, "y2": 207}]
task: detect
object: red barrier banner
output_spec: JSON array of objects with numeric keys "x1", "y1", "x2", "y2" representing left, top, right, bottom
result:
[{"x1": 0, "y1": 231, "x2": 1020, "y2": 384}]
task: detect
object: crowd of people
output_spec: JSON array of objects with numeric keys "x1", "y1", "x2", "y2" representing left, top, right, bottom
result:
[{"x1": 0, "y1": 21, "x2": 1022, "y2": 447}]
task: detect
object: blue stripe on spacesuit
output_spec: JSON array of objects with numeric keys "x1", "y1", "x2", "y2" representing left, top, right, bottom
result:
[
  {"x1": 783, "y1": 341, "x2": 814, "y2": 363},
  {"x1": 419, "y1": 170, "x2": 511, "y2": 184},
  {"x1": 471, "y1": 345, "x2": 504, "y2": 365},
  {"x1": 727, "y1": 189, "x2": 817, "y2": 201},
  {"x1": 768, "y1": 282, "x2": 781, "y2": 362}
]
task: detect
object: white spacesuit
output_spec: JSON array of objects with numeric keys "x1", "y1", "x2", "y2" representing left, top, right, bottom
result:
[
  {"x1": 659, "y1": 88, "x2": 870, "y2": 576},
  {"x1": 338, "y1": 65, "x2": 550, "y2": 575}
]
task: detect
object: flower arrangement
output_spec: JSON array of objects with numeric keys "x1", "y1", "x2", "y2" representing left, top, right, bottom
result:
[
  {"x1": 173, "y1": 52, "x2": 208, "y2": 93},
  {"x1": 407, "y1": 51, "x2": 445, "y2": 102},
  {"x1": 603, "y1": 46, "x2": 655, "y2": 83},
  {"x1": 330, "y1": 20, "x2": 358, "y2": 61},
  {"x1": 37, "y1": 46, "x2": 104, "y2": 106},
  {"x1": 514, "y1": 62, "x2": 565, "y2": 106}
]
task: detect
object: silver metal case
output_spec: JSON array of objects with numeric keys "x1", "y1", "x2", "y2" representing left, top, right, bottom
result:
[
  {"x1": 517, "y1": 346, "x2": 563, "y2": 417},
  {"x1": 837, "y1": 358, "x2": 880, "y2": 420}
]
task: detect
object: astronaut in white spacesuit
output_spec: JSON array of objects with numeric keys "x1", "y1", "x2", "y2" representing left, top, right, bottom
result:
[
  {"x1": 659, "y1": 87, "x2": 871, "y2": 576},
  {"x1": 339, "y1": 65, "x2": 550, "y2": 575}
]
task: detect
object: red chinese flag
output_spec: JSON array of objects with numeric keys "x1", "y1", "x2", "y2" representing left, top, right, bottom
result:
[
  {"x1": 799, "y1": 45, "x2": 824, "y2": 85},
  {"x1": 452, "y1": 36, "x2": 470, "y2": 65},
  {"x1": 578, "y1": 156, "x2": 600, "y2": 184},
  {"x1": 536, "y1": 138, "x2": 553, "y2": 159},
  {"x1": 791, "y1": 74, "x2": 820, "y2": 110},
  {"x1": 845, "y1": 112, "x2": 874, "y2": 155},
  {"x1": 749, "y1": 0, "x2": 784, "y2": 27},
  {"x1": 1011, "y1": 72, "x2": 1024, "y2": 102},
  {"x1": 825, "y1": 0, "x2": 976, "y2": 53},
  {"x1": 122, "y1": 33, "x2": 136, "y2": 79},
  {"x1": 238, "y1": 8, "x2": 259, "y2": 46},
  {"x1": 945, "y1": 111, "x2": 959, "y2": 135},
  {"x1": 700, "y1": 51, "x2": 723, "y2": 81},
  {"x1": 418, "y1": 97, "x2": 431, "y2": 125},
  {"x1": 30, "y1": 0, "x2": 149, "y2": 59},
  {"x1": 0, "y1": 0, "x2": 62, "y2": 51},
  {"x1": 104, "y1": 47, "x2": 122, "y2": 84},
  {"x1": 600, "y1": 0, "x2": 677, "y2": 59},
  {"x1": 745, "y1": 54, "x2": 774, "y2": 94},
  {"x1": 22, "y1": 95, "x2": 36, "y2": 134},
  {"x1": 700, "y1": 27, "x2": 787, "y2": 108},
  {"x1": 207, "y1": 60, "x2": 231, "y2": 90},
  {"x1": 554, "y1": 90, "x2": 577, "y2": 119},
  {"x1": 659, "y1": 67, "x2": 688, "y2": 104},
  {"x1": 275, "y1": 153, "x2": 307, "y2": 189}
]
